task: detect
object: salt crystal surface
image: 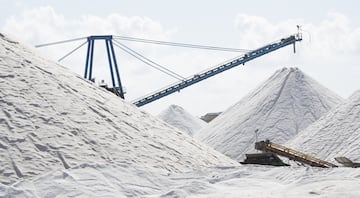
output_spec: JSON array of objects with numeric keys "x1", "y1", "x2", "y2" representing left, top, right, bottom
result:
[
  {"x1": 0, "y1": 33, "x2": 236, "y2": 185},
  {"x1": 196, "y1": 67, "x2": 343, "y2": 161},
  {"x1": 158, "y1": 104, "x2": 206, "y2": 136},
  {"x1": 289, "y1": 90, "x2": 360, "y2": 163}
]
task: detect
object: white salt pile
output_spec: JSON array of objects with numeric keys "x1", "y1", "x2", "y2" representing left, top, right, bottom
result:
[
  {"x1": 0, "y1": 33, "x2": 236, "y2": 185},
  {"x1": 196, "y1": 67, "x2": 343, "y2": 161},
  {"x1": 289, "y1": 90, "x2": 360, "y2": 163},
  {"x1": 158, "y1": 104, "x2": 206, "y2": 136},
  {"x1": 1, "y1": 33, "x2": 359, "y2": 198}
]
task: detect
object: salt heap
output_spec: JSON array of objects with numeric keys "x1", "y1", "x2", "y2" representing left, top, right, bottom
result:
[
  {"x1": 195, "y1": 67, "x2": 343, "y2": 161},
  {"x1": 158, "y1": 104, "x2": 206, "y2": 136},
  {"x1": 0, "y1": 33, "x2": 236, "y2": 185},
  {"x1": 289, "y1": 90, "x2": 360, "y2": 162}
]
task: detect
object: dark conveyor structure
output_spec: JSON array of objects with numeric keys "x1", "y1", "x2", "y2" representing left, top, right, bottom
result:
[
  {"x1": 132, "y1": 34, "x2": 302, "y2": 106},
  {"x1": 35, "y1": 32, "x2": 302, "y2": 107},
  {"x1": 254, "y1": 140, "x2": 338, "y2": 168}
]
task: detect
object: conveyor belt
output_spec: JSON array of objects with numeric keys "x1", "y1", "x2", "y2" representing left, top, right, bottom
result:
[
  {"x1": 255, "y1": 140, "x2": 337, "y2": 168},
  {"x1": 133, "y1": 34, "x2": 302, "y2": 107}
]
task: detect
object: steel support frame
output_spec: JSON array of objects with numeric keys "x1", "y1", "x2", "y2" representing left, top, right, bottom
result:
[{"x1": 84, "y1": 35, "x2": 124, "y2": 99}]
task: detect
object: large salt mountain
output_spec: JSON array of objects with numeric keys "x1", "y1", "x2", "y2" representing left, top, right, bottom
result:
[
  {"x1": 0, "y1": 33, "x2": 236, "y2": 185},
  {"x1": 288, "y1": 90, "x2": 360, "y2": 163},
  {"x1": 195, "y1": 67, "x2": 343, "y2": 161},
  {"x1": 158, "y1": 104, "x2": 206, "y2": 136}
]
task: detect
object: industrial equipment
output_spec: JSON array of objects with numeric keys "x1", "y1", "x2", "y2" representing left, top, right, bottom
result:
[
  {"x1": 35, "y1": 31, "x2": 302, "y2": 106},
  {"x1": 253, "y1": 140, "x2": 337, "y2": 168}
]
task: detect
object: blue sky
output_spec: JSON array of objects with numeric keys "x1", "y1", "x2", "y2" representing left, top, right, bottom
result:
[{"x1": 1, "y1": 0, "x2": 360, "y2": 116}]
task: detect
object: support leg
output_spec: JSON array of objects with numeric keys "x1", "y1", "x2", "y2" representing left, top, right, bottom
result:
[
  {"x1": 89, "y1": 39, "x2": 95, "y2": 80},
  {"x1": 105, "y1": 40, "x2": 116, "y2": 88},
  {"x1": 109, "y1": 39, "x2": 124, "y2": 99},
  {"x1": 84, "y1": 39, "x2": 91, "y2": 78}
]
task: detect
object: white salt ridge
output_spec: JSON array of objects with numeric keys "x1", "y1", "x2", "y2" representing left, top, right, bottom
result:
[
  {"x1": 1, "y1": 164, "x2": 360, "y2": 197},
  {"x1": 1, "y1": 33, "x2": 359, "y2": 198},
  {"x1": 196, "y1": 67, "x2": 343, "y2": 161},
  {"x1": 158, "y1": 104, "x2": 207, "y2": 136},
  {"x1": 288, "y1": 90, "x2": 360, "y2": 163},
  {"x1": 0, "y1": 33, "x2": 237, "y2": 185}
]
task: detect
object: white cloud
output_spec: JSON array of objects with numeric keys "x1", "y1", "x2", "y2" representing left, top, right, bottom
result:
[
  {"x1": 234, "y1": 12, "x2": 360, "y2": 56},
  {"x1": 1, "y1": 7, "x2": 359, "y2": 116},
  {"x1": 2, "y1": 6, "x2": 66, "y2": 43},
  {"x1": 1, "y1": 6, "x2": 178, "y2": 96},
  {"x1": 2, "y1": 6, "x2": 172, "y2": 44},
  {"x1": 233, "y1": 12, "x2": 360, "y2": 99}
]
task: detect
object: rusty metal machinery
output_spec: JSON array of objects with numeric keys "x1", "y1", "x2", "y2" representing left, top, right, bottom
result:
[{"x1": 255, "y1": 140, "x2": 337, "y2": 168}]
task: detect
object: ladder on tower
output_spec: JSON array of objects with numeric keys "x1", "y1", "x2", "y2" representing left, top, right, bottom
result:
[{"x1": 255, "y1": 140, "x2": 338, "y2": 168}]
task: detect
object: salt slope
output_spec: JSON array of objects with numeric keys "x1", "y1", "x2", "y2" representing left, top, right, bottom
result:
[
  {"x1": 0, "y1": 33, "x2": 236, "y2": 185},
  {"x1": 289, "y1": 90, "x2": 360, "y2": 163},
  {"x1": 196, "y1": 67, "x2": 343, "y2": 161},
  {"x1": 2, "y1": 164, "x2": 360, "y2": 197},
  {"x1": 158, "y1": 104, "x2": 207, "y2": 136}
]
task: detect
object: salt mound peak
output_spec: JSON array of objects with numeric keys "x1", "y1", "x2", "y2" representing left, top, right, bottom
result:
[
  {"x1": 288, "y1": 90, "x2": 360, "y2": 162},
  {"x1": 0, "y1": 33, "x2": 236, "y2": 185},
  {"x1": 196, "y1": 67, "x2": 343, "y2": 161},
  {"x1": 158, "y1": 104, "x2": 206, "y2": 136}
]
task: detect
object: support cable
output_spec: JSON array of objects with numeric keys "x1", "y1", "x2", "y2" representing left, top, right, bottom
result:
[
  {"x1": 113, "y1": 35, "x2": 250, "y2": 52},
  {"x1": 113, "y1": 40, "x2": 185, "y2": 80},
  {"x1": 112, "y1": 40, "x2": 186, "y2": 81},
  {"x1": 114, "y1": 43, "x2": 184, "y2": 80},
  {"x1": 36, "y1": 35, "x2": 250, "y2": 52},
  {"x1": 58, "y1": 41, "x2": 88, "y2": 62},
  {"x1": 35, "y1": 37, "x2": 87, "y2": 48}
]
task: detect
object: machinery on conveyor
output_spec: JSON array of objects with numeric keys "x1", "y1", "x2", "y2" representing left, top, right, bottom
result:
[
  {"x1": 335, "y1": 157, "x2": 360, "y2": 168},
  {"x1": 240, "y1": 152, "x2": 289, "y2": 166}
]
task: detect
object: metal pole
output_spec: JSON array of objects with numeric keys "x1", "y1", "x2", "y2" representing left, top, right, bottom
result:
[
  {"x1": 89, "y1": 38, "x2": 95, "y2": 80},
  {"x1": 84, "y1": 39, "x2": 91, "y2": 78},
  {"x1": 105, "y1": 39, "x2": 116, "y2": 88},
  {"x1": 255, "y1": 129, "x2": 259, "y2": 143},
  {"x1": 293, "y1": 43, "x2": 296, "y2": 53},
  {"x1": 109, "y1": 39, "x2": 125, "y2": 99}
]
